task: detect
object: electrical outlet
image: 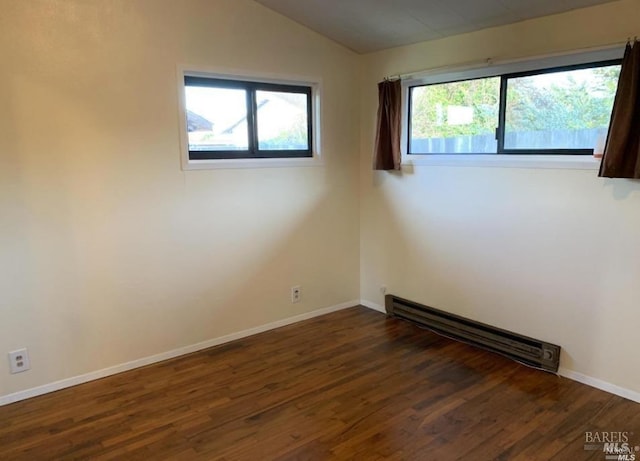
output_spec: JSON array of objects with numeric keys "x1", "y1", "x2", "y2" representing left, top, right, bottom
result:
[
  {"x1": 8, "y1": 348, "x2": 30, "y2": 374},
  {"x1": 380, "y1": 285, "x2": 387, "y2": 295},
  {"x1": 291, "y1": 285, "x2": 301, "y2": 303}
]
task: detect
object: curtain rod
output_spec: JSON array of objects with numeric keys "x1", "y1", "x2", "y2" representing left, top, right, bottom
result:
[{"x1": 384, "y1": 36, "x2": 637, "y2": 81}]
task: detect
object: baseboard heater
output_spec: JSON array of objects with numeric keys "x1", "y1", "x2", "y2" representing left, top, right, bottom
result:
[{"x1": 385, "y1": 295, "x2": 561, "y2": 373}]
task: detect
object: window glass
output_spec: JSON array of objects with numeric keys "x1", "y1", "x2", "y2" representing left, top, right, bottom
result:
[
  {"x1": 504, "y1": 65, "x2": 620, "y2": 150},
  {"x1": 407, "y1": 60, "x2": 621, "y2": 156},
  {"x1": 185, "y1": 86, "x2": 249, "y2": 151},
  {"x1": 256, "y1": 90, "x2": 309, "y2": 151},
  {"x1": 410, "y1": 77, "x2": 500, "y2": 154},
  {"x1": 183, "y1": 76, "x2": 313, "y2": 160}
]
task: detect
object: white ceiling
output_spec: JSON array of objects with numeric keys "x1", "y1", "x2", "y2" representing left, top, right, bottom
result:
[{"x1": 255, "y1": 0, "x2": 617, "y2": 53}]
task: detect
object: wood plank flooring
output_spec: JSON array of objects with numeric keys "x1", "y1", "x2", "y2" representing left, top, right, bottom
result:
[{"x1": 0, "y1": 306, "x2": 638, "y2": 460}]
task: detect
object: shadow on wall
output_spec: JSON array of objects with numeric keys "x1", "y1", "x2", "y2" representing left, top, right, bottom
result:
[
  {"x1": 361, "y1": 166, "x2": 640, "y2": 381},
  {"x1": 604, "y1": 177, "x2": 640, "y2": 200},
  {"x1": 0, "y1": 65, "x2": 354, "y2": 396},
  {"x1": 176, "y1": 168, "x2": 353, "y2": 340}
]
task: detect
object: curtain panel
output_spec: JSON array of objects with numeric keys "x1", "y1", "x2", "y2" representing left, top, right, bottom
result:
[
  {"x1": 599, "y1": 41, "x2": 640, "y2": 178},
  {"x1": 373, "y1": 79, "x2": 402, "y2": 171}
]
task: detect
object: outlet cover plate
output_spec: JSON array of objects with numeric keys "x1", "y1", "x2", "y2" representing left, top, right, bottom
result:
[
  {"x1": 291, "y1": 286, "x2": 301, "y2": 303},
  {"x1": 9, "y1": 348, "x2": 30, "y2": 374}
]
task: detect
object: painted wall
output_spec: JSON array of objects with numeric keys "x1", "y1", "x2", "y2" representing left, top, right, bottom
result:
[
  {"x1": 360, "y1": 0, "x2": 640, "y2": 395},
  {"x1": 0, "y1": 0, "x2": 360, "y2": 397}
]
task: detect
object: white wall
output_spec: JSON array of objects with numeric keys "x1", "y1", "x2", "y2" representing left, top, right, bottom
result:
[
  {"x1": 0, "y1": 0, "x2": 360, "y2": 397},
  {"x1": 360, "y1": 0, "x2": 640, "y2": 397}
]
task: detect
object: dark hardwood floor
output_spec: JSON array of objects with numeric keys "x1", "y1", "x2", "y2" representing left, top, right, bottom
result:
[{"x1": 1, "y1": 306, "x2": 638, "y2": 460}]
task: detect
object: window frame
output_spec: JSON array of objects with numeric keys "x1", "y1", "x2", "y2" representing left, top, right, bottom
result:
[
  {"x1": 403, "y1": 48, "x2": 624, "y2": 164},
  {"x1": 177, "y1": 66, "x2": 322, "y2": 170},
  {"x1": 184, "y1": 76, "x2": 313, "y2": 160}
]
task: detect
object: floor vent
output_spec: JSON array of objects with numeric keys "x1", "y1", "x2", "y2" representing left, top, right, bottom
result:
[{"x1": 385, "y1": 295, "x2": 561, "y2": 373}]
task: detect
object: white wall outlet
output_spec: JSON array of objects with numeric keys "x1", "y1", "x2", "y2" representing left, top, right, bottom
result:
[
  {"x1": 8, "y1": 348, "x2": 30, "y2": 374},
  {"x1": 380, "y1": 285, "x2": 387, "y2": 295},
  {"x1": 291, "y1": 285, "x2": 301, "y2": 303}
]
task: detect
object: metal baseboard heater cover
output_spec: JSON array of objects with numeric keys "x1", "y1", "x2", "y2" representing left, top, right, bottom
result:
[{"x1": 385, "y1": 295, "x2": 561, "y2": 373}]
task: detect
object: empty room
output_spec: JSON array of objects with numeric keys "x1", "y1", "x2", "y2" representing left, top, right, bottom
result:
[{"x1": 1, "y1": 0, "x2": 640, "y2": 459}]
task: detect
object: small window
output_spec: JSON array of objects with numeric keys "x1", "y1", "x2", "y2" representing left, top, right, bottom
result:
[
  {"x1": 183, "y1": 76, "x2": 313, "y2": 160},
  {"x1": 408, "y1": 60, "x2": 621, "y2": 156}
]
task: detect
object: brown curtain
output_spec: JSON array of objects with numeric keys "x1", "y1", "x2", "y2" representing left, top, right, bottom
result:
[
  {"x1": 373, "y1": 79, "x2": 402, "y2": 171},
  {"x1": 599, "y1": 41, "x2": 640, "y2": 178}
]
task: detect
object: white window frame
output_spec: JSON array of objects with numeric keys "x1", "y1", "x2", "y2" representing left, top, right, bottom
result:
[
  {"x1": 177, "y1": 65, "x2": 323, "y2": 170},
  {"x1": 401, "y1": 47, "x2": 624, "y2": 170}
]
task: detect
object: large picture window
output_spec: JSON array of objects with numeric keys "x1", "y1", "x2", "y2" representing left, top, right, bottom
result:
[
  {"x1": 408, "y1": 60, "x2": 621, "y2": 156},
  {"x1": 184, "y1": 76, "x2": 313, "y2": 160}
]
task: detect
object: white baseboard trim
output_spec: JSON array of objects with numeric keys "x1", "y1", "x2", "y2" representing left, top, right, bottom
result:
[
  {"x1": 360, "y1": 299, "x2": 386, "y2": 314},
  {"x1": 5, "y1": 300, "x2": 638, "y2": 408},
  {"x1": 558, "y1": 367, "x2": 640, "y2": 404},
  {"x1": 0, "y1": 300, "x2": 359, "y2": 407}
]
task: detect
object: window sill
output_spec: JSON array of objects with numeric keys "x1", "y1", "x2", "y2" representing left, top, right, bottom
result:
[
  {"x1": 402, "y1": 154, "x2": 601, "y2": 170},
  {"x1": 183, "y1": 156, "x2": 323, "y2": 170}
]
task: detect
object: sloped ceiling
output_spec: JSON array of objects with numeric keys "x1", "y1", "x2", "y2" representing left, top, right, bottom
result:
[{"x1": 255, "y1": 0, "x2": 618, "y2": 53}]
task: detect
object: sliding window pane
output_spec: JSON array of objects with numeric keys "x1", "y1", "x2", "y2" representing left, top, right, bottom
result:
[
  {"x1": 409, "y1": 77, "x2": 500, "y2": 154},
  {"x1": 256, "y1": 90, "x2": 309, "y2": 151},
  {"x1": 504, "y1": 65, "x2": 620, "y2": 151},
  {"x1": 185, "y1": 86, "x2": 249, "y2": 151}
]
